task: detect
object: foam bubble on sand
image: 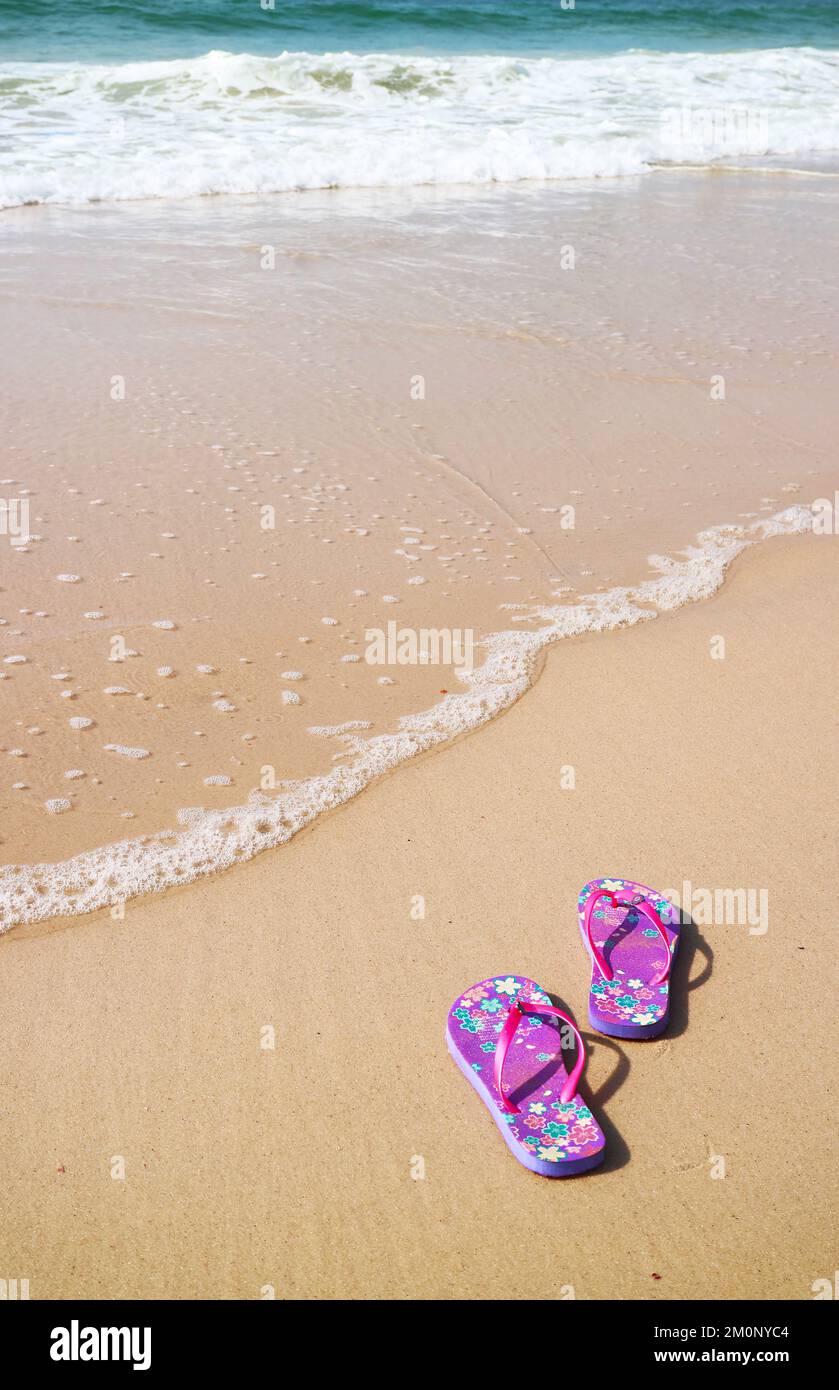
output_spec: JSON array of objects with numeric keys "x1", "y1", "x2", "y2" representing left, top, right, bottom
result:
[
  {"x1": 45, "y1": 799, "x2": 71, "y2": 814},
  {"x1": 0, "y1": 506, "x2": 815, "y2": 930},
  {"x1": 64, "y1": 770, "x2": 85, "y2": 780},
  {"x1": 152, "y1": 619, "x2": 176, "y2": 630},
  {"x1": 3, "y1": 655, "x2": 27, "y2": 665},
  {"x1": 213, "y1": 698, "x2": 236, "y2": 712},
  {"x1": 341, "y1": 655, "x2": 360, "y2": 663},
  {"x1": 281, "y1": 671, "x2": 303, "y2": 680},
  {"x1": 157, "y1": 666, "x2": 174, "y2": 677},
  {"x1": 203, "y1": 775, "x2": 232, "y2": 786},
  {"x1": 281, "y1": 691, "x2": 301, "y2": 706},
  {"x1": 104, "y1": 686, "x2": 131, "y2": 695},
  {"x1": 104, "y1": 744, "x2": 150, "y2": 759},
  {"x1": 196, "y1": 664, "x2": 216, "y2": 674},
  {"x1": 56, "y1": 574, "x2": 81, "y2": 583}
]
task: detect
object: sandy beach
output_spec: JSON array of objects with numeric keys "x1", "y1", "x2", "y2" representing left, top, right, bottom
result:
[{"x1": 2, "y1": 532, "x2": 837, "y2": 1300}]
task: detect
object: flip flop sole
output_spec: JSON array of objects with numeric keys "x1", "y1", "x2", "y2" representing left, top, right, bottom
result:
[
  {"x1": 578, "y1": 878, "x2": 680, "y2": 1039},
  {"x1": 446, "y1": 974, "x2": 606, "y2": 1177}
]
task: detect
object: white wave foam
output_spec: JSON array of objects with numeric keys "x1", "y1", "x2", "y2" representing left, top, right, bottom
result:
[
  {"x1": 0, "y1": 505, "x2": 815, "y2": 930},
  {"x1": 1, "y1": 46, "x2": 838, "y2": 207}
]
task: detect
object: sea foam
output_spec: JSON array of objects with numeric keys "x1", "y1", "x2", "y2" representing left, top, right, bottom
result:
[
  {"x1": 1, "y1": 47, "x2": 838, "y2": 208},
  {"x1": 0, "y1": 505, "x2": 815, "y2": 930}
]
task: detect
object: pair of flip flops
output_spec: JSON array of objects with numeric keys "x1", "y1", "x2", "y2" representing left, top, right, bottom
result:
[{"x1": 446, "y1": 877, "x2": 680, "y2": 1177}]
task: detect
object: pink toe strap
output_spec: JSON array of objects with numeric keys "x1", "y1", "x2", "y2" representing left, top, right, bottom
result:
[
  {"x1": 584, "y1": 889, "x2": 672, "y2": 986},
  {"x1": 493, "y1": 994, "x2": 586, "y2": 1115}
]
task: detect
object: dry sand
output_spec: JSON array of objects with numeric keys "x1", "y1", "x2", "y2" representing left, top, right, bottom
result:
[{"x1": 2, "y1": 531, "x2": 836, "y2": 1300}]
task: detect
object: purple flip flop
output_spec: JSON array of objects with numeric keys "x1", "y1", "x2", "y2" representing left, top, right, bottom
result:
[
  {"x1": 446, "y1": 974, "x2": 606, "y2": 1177},
  {"x1": 578, "y1": 877, "x2": 680, "y2": 1039}
]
